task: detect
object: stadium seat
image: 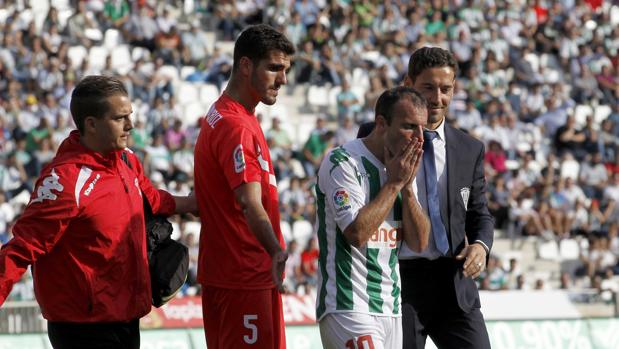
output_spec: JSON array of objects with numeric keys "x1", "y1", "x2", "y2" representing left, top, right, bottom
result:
[
  {"x1": 0, "y1": 9, "x2": 9, "y2": 25},
  {"x1": 280, "y1": 220, "x2": 292, "y2": 243},
  {"x1": 351, "y1": 67, "x2": 370, "y2": 90},
  {"x1": 328, "y1": 86, "x2": 342, "y2": 109},
  {"x1": 537, "y1": 240, "x2": 560, "y2": 261},
  {"x1": 524, "y1": 52, "x2": 540, "y2": 73},
  {"x1": 296, "y1": 117, "x2": 318, "y2": 147},
  {"x1": 171, "y1": 222, "x2": 181, "y2": 240},
  {"x1": 216, "y1": 41, "x2": 235, "y2": 56},
  {"x1": 277, "y1": 177, "x2": 290, "y2": 194},
  {"x1": 204, "y1": 31, "x2": 217, "y2": 53},
  {"x1": 103, "y1": 29, "x2": 121, "y2": 50},
  {"x1": 111, "y1": 45, "x2": 132, "y2": 75},
  {"x1": 183, "y1": 221, "x2": 201, "y2": 237},
  {"x1": 267, "y1": 103, "x2": 289, "y2": 121},
  {"x1": 57, "y1": 8, "x2": 73, "y2": 29},
  {"x1": 594, "y1": 105, "x2": 612, "y2": 124},
  {"x1": 573, "y1": 104, "x2": 593, "y2": 128},
  {"x1": 292, "y1": 220, "x2": 314, "y2": 247},
  {"x1": 182, "y1": 101, "x2": 205, "y2": 126},
  {"x1": 307, "y1": 85, "x2": 330, "y2": 109},
  {"x1": 611, "y1": 4, "x2": 619, "y2": 26},
  {"x1": 157, "y1": 65, "x2": 180, "y2": 84},
  {"x1": 51, "y1": 0, "x2": 71, "y2": 11},
  {"x1": 180, "y1": 65, "x2": 197, "y2": 80},
  {"x1": 351, "y1": 86, "x2": 366, "y2": 107},
  {"x1": 199, "y1": 83, "x2": 220, "y2": 107},
  {"x1": 560, "y1": 158, "x2": 580, "y2": 180},
  {"x1": 88, "y1": 45, "x2": 109, "y2": 71},
  {"x1": 177, "y1": 82, "x2": 200, "y2": 105},
  {"x1": 131, "y1": 46, "x2": 150, "y2": 61},
  {"x1": 540, "y1": 53, "x2": 561, "y2": 70},
  {"x1": 559, "y1": 239, "x2": 580, "y2": 260},
  {"x1": 289, "y1": 158, "x2": 306, "y2": 178},
  {"x1": 84, "y1": 28, "x2": 103, "y2": 42},
  {"x1": 68, "y1": 45, "x2": 88, "y2": 69},
  {"x1": 361, "y1": 51, "x2": 381, "y2": 66}
]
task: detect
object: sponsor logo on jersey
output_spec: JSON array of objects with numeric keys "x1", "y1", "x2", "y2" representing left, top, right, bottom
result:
[
  {"x1": 31, "y1": 168, "x2": 64, "y2": 204},
  {"x1": 333, "y1": 188, "x2": 351, "y2": 212},
  {"x1": 83, "y1": 174, "x2": 101, "y2": 196},
  {"x1": 368, "y1": 221, "x2": 401, "y2": 249},
  {"x1": 233, "y1": 144, "x2": 246, "y2": 173},
  {"x1": 206, "y1": 105, "x2": 222, "y2": 128}
]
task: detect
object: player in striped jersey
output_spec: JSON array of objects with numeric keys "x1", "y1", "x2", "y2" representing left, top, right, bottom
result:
[{"x1": 316, "y1": 87, "x2": 431, "y2": 349}]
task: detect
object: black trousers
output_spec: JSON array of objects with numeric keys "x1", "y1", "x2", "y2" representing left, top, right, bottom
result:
[
  {"x1": 400, "y1": 258, "x2": 491, "y2": 349},
  {"x1": 47, "y1": 319, "x2": 140, "y2": 349}
]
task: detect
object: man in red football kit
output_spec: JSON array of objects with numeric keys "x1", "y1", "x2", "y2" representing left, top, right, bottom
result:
[
  {"x1": 194, "y1": 24, "x2": 295, "y2": 349},
  {"x1": 0, "y1": 75, "x2": 197, "y2": 348}
]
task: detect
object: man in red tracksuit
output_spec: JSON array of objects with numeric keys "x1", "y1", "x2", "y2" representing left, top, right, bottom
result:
[{"x1": 0, "y1": 75, "x2": 196, "y2": 348}]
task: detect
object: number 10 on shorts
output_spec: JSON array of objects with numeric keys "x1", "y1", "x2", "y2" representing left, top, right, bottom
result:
[
  {"x1": 346, "y1": 335, "x2": 375, "y2": 349},
  {"x1": 243, "y1": 314, "x2": 258, "y2": 344}
]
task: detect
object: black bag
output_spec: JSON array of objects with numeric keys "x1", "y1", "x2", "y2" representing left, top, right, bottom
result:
[{"x1": 121, "y1": 152, "x2": 189, "y2": 308}]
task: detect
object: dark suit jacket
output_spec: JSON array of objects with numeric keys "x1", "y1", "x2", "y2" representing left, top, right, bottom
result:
[
  {"x1": 441, "y1": 124, "x2": 495, "y2": 312},
  {"x1": 358, "y1": 121, "x2": 495, "y2": 313}
]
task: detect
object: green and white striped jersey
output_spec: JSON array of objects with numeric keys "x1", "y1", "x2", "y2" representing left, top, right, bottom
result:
[{"x1": 315, "y1": 139, "x2": 402, "y2": 321}]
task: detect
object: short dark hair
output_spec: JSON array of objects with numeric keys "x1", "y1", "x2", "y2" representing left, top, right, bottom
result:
[
  {"x1": 407, "y1": 47, "x2": 458, "y2": 82},
  {"x1": 232, "y1": 24, "x2": 295, "y2": 72},
  {"x1": 375, "y1": 86, "x2": 427, "y2": 124},
  {"x1": 70, "y1": 75, "x2": 128, "y2": 134}
]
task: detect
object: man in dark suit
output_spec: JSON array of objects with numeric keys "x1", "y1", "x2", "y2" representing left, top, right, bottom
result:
[{"x1": 397, "y1": 47, "x2": 494, "y2": 348}]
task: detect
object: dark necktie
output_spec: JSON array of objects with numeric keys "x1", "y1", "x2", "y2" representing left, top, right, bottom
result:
[{"x1": 423, "y1": 131, "x2": 449, "y2": 255}]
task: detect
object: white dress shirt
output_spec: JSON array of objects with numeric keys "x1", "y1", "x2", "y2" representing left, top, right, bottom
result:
[{"x1": 399, "y1": 119, "x2": 448, "y2": 260}]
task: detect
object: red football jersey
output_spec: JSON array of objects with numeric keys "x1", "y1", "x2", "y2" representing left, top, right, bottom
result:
[{"x1": 194, "y1": 94, "x2": 285, "y2": 289}]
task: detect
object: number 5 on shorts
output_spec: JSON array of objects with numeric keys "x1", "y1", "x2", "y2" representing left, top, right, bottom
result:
[
  {"x1": 243, "y1": 314, "x2": 258, "y2": 344},
  {"x1": 345, "y1": 335, "x2": 375, "y2": 349}
]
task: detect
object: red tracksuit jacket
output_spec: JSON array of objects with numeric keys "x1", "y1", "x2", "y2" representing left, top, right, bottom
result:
[{"x1": 0, "y1": 131, "x2": 175, "y2": 322}]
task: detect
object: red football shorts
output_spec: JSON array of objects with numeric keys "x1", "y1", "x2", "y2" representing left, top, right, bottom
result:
[{"x1": 202, "y1": 286, "x2": 286, "y2": 349}]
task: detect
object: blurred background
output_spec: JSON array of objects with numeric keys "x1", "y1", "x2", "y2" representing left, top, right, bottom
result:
[{"x1": 0, "y1": 0, "x2": 618, "y2": 348}]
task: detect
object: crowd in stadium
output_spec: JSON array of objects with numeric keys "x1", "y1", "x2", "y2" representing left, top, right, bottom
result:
[{"x1": 0, "y1": 0, "x2": 618, "y2": 303}]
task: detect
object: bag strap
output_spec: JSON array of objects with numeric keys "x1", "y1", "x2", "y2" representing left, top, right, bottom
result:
[{"x1": 121, "y1": 151, "x2": 155, "y2": 221}]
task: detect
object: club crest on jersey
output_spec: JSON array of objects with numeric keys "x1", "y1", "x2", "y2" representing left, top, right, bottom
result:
[
  {"x1": 233, "y1": 144, "x2": 246, "y2": 173},
  {"x1": 31, "y1": 168, "x2": 64, "y2": 204},
  {"x1": 333, "y1": 188, "x2": 351, "y2": 212}
]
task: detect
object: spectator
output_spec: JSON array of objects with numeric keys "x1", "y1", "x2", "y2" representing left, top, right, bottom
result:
[
  {"x1": 299, "y1": 238, "x2": 319, "y2": 294},
  {"x1": 301, "y1": 129, "x2": 334, "y2": 177},
  {"x1": 155, "y1": 26, "x2": 182, "y2": 66},
  {"x1": 144, "y1": 133, "x2": 172, "y2": 181},
  {"x1": 266, "y1": 117, "x2": 292, "y2": 154},
  {"x1": 456, "y1": 98, "x2": 482, "y2": 131},
  {"x1": 580, "y1": 152, "x2": 609, "y2": 200},
  {"x1": 334, "y1": 117, "x2": 359, "y2": 147},
  {"x1": 102, "y1": 0, "x2": 130, "y2": 30},
  {"x1": 336, "y1": 79, "x2": 361, "y2": 122},
  {"x1": 66, "y1": 1, "x2": 100, "y2": 47},
  {"x1": 479, "y1": 255, "x2": 508, "y2": 291},
  {"x1": 204, "y1": 47, "x2": 233, "y2": 92},
  {"x1": 164, "y1": 118, "x2": 186, "y2": 151},
  {"x1": 181, "y1": 21, "x2": 210, "y2": 66},
  {"x1": 554, "y1": 114, "x2": 586, "y2": 159},
  {"x1": 125, "y1": 6, "x2": 158, "y2": 52}
]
